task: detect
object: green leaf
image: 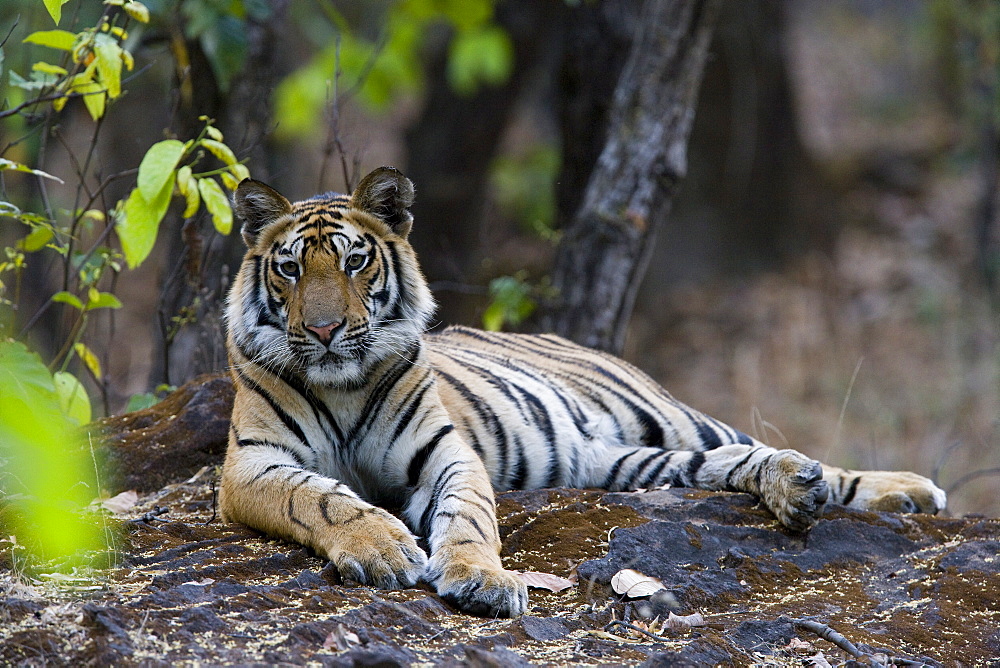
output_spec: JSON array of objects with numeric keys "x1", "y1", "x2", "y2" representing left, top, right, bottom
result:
[
  {"x1": 85, "y1": 291, "x2": 123, "y2": 311},
  {"x1": 118, "y1": 173, "x2": 175, "y2": 269},
  {"x1": 137, "y1": 140, "x2": 185, "y2": 202},
  {"x1": 23, "y1": 29, "x2": 77, "y2": 51},
  {"x1": 52, "y1": 290, "x2": 85, "y2": 310},
  {"x1": 18, "y1": 226, "x2": 55, "y2": 252},
  {"x1": 42, "y1": 0, "x2": 71, "y2": 25},
  {"x1": 1, "y1": 340, "x2": 105, "y2": 564},
  {"x1": 52, "y1": 371, "x2": 91, "y2": 425},
  {"x1": 447, "y1": 25, "x2": 513, "y2": 95},
  {"x1": 198, "y1": 177, "x2": 232, "y2": 235},
  {"x1": 92, "y1": 33, "x2": 124, "y2": 98},
  {"x1": 73, "y1": 342, "x2": 102, "y2": 380},
  {"x1": 0, "y1": 340, "x2": 57, "y2": 405},
  {"x1": 0, "y1": 158, "x2": 64, "y2": 183},
  {"x1": 32, "y1": 61, "x2": 67, "y2": 76},
  {"x1": 124, "y1": 392, "x2": 159, "y2": 412},
  {"x1": 200, "y1": 138, "x2": 238, "y2": 166},
  {"x1": 71, "y1": 78, "x2": 106, "y2": 120}
]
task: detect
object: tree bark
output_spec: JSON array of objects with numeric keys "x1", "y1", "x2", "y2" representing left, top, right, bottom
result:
[{"x1": 540, "y1": 0, "x2": 721, "y2": 354}]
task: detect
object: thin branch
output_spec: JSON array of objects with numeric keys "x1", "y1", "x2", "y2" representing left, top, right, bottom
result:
[{"x1": 946, "y1": 467, "x2": 1000, "y2": 496}]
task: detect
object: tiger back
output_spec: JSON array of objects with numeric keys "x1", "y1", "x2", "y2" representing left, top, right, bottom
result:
[{"x1": 220, "y1": 166, "x2": 946, "y2": 618}]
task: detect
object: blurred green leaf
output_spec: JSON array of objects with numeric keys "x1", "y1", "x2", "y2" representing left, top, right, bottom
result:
[
  {"x1": 447, "y1": 25, "x2": 513, "y2": 96},
  {"x1": 483, "y1": 273, "x2": 536, "y2": 331},
  {"x1": 52, "y1": 290, "x2": 85, "y2": 311},
  {"x1": 18, "y1": 226, "x2": 55, "y2": 252},
  {"x1": 124, "y1": 392, "x2": 159, "y2": 412},
  {"x1": 53, "y1": 370, "x2": 91, "y2": 425},
  {"x1": 0, "y1": 340, "x2": 104, "y2": 565}
]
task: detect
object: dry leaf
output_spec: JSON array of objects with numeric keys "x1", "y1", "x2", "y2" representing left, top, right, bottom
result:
[
  {"x1": 323, "y1": 624, "x2": 361, "y2": 651},
  {"x1": 806, "y1": 653, "x2": 833, "y2": 668},
  {"x1": 100, "y1": 490, "x2": 139, "y2": 514},
  {"x1": 663, "y1": 611, "x2": 705, "y2": 630},
  {"x1": 610, "y1": 568, "x2": 666, "y2": 598},
  {"x1": 517, "y1": 571, "x2": 577, "y2": 593}
]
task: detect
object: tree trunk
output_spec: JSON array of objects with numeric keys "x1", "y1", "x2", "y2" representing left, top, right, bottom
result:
[{"x1": 540, "y1": 0, "x2": 721, "y2": 354}]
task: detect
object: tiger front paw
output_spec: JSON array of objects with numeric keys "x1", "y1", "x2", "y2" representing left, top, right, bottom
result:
[
  {"x1": 759, "y1": 450, "x2": 830, "y2": 532},
  {"x1": 324, "y1": 508, "x2": 428, "y2": 589},
  {"x1": 425, "y1": 551, "x2": 528, "y2": 618},
  {"x1": 830, "y1": 469, "x2": 947, "y2": 515}
]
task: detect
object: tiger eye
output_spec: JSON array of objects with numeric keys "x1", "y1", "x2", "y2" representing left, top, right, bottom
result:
[
  {"x1": 278, "y1": 260, "x2": 299, "y2": 276},
  {"x1": 345, "y1": 254, "x2": 366, "y2": 271}
]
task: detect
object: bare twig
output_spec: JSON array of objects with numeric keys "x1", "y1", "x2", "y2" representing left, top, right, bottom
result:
[
  {"x1": 946, "y1": 467, "x2": 1000, "y2": 496},
  {"x1": 603, "y1": 620, "x2": 672, "y2": 643},
  {"x1": 794, "y1": 619, "x2": 864, "y2": 659}
]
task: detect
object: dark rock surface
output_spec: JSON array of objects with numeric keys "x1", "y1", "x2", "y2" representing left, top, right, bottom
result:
[{"x1": 2, "y1": 376, "x2": 998, "y2": 665}]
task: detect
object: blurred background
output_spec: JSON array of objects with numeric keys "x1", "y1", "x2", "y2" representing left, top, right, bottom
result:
[{"x1": 1, "y1": 0, "x2": 998, "y2": 517}]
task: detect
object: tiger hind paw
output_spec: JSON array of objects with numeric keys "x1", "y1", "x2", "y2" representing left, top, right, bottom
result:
[{"x1": 833, "y1": 470, "x2": 947, "y2": 515}]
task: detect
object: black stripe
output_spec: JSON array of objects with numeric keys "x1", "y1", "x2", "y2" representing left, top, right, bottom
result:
[
  {"x1": 236, "y1": 438, "x2": 307, "y2": 467},
  {"x1": 418, "y1": 461, "x2": 463, "y2": 536},
  {"x1": 639, "y1": 452, "x2": 674, "y2": 488},
  {"x1": 724, "y1": 448, "x2": 760, "y2": 490},
  {"x1": 841, "y1": 476, "x2": 861, "y2": 506},
  {"x1": 407, "y1": 425, "x2": 454, "y2": 487},
  {"x1": 624, "y1": 451, "x2": 664, "y2": 488},
  {"x1": 273, "y1": 367, "x2": 345, "y2": 444},
  {"x1": 390, "y1": 380, "x2": 432, "y2": 443},
  {"x1": 603, "y1": 449, "x2": 641, "y2": 489},
  {"x1": 343, "y1": 343, "x2": 420, "y2": 448},
  {"x1": 250, "y1": 463, "x2": 298, "y2": 482},
  {"x1": 235, "y1": 369, "x2": 310, "y2": 448},
  {"x1": 685, "y1": 451, "x2": 706, "y2": 483}
]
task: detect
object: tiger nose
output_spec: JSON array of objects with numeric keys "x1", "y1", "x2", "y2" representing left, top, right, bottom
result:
[{"x1": 305, "y1": 320, "x2": 344, "y2": 346}]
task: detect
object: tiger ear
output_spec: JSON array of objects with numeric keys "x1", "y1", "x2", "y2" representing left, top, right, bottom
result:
[
  {"x1": 234, "y1": 179, "x2": 293, "y2": 246},
  {"x1": 349, "y1": 166, "x2": 415, "y2": 237}
]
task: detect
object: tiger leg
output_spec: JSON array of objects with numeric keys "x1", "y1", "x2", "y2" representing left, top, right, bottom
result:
[
  {"x1": 403, "y1": 430, "x2": 527, "y2": 617},
  {"x1": 219, "y1": 442, "x2": 427, "y2": 588},
  {"x1": 596, "y1": 444, "x2": 829, "y2": 531},
  {"x1": 822, "y1": 464, "x2": 946, "y2": 514}
]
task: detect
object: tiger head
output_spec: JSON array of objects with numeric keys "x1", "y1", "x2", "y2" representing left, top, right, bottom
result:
[{"x1": 226, "y1": 167, "x2": 435, "y2": 388}]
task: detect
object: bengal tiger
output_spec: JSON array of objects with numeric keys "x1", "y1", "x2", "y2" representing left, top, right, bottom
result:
[{"x1": 219, "y1": 166, "x2": 947, "y2": 618}]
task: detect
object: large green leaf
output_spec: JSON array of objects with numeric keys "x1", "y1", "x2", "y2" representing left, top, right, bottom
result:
[
  {"x1": 137, "y1": 140, "x2": 185, "y2": 202},
  {"x1": 118, "y1": 171, "x2": 176, "y2": 268},
  {"x1": 0, "y1": 341, "x2": 103, "y2": 563},
  {"x1": 42, "y1": 0, "x2": 71, "y2": 25},
  {"x1": 53, "y1": 371, "x2": 91, "y2": 425},
  {"x1": 23, "y1": 29, "x2": 77, "y2": 51}
]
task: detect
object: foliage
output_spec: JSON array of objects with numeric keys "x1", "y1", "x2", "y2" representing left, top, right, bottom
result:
[
  {"x1": 0, "y1": 339, "x2": 104, "y2": 565},
  {"x1": 482, "y1": 271, "x2": 554, "y2": 332},
  {"x1": 0, "y1": 0, "x2": 252, "y2": 568},
  {"x1": 490, "y1": 143, "x2": 561, "y2": 240},
  {"x1": 117, "y1": 117, "x2": 249, "y2": 268},
  {"x1": 275, "y1": 0, "x2": 513, "y2": 138}
]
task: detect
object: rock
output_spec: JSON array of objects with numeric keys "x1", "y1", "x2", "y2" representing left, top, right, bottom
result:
[
  {"x1": 91, "y1": 373, "x2": 234, "y2": 493},
  {"x1": 2, "y1": 376, "x2": 997, "y2": 665}
]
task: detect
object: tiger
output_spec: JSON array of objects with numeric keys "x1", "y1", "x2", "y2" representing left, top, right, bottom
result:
[{"x1": 218, "y1": 166, "x2": 947, "y2": 618}]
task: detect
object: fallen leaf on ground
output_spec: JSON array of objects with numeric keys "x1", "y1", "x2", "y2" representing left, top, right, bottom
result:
[
  {"x1": 323, "y1": 624, "x2": 361, "y2": 651},
  {"x1": 611, "y1": 568, "x2": 666, "y2": 598},
  {"x1": 664, "y1": 611, "x2": 705, "y2": 630},
  {"x1": 99, "y1": 489, "x2": 139, "y2": 514},
  {"x1": 517, "y1": 571, "x2": 577, "y2": 592}
]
